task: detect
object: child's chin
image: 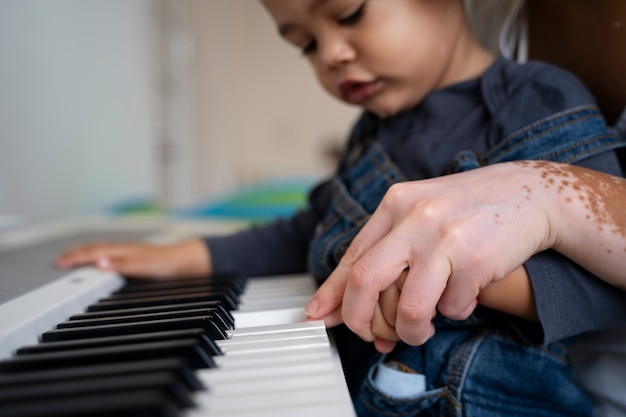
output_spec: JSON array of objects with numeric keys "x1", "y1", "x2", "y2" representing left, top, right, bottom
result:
[{"x1": 369, "y1": 105, "x2": 404, "y2": 119}]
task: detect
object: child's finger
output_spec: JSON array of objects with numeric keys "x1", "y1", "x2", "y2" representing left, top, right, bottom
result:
[{"x1": 394, "y1": 256, "x2": 449, "y2": 346}]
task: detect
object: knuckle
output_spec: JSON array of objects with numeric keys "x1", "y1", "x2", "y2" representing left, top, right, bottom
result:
[
  {"x1": 341, "y1": 240, "x2": 364, "y2": 265},
  {"x1": 438, "y1": 219, "x2": 466, "y2": 244},
  {"x1": 405, "y1": 199, "x2": 444, "y2": 227},
  {"x1": 415, "y1": 201, "x2": 439, "y2": 221},
  {"x1": 382, "y1": 183, "x2": 408, "y2": 208},
  {"x1": 437, "y1": 302, "x2": 464, "y2": 319},
  {"x1": 438, "y1": 222, "x2": 483, "y2": 266},
  {"x1": 397, "y1": 301, "x2": 432, "y2": 325},
  {"x1": 347, "y1": 261, "x2": 370, "y2": 290}
]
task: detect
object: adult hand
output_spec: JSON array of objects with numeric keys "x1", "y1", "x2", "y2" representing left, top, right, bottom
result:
[{"x1": 306, "y1": 161, "x2": 558, "y2": 346}]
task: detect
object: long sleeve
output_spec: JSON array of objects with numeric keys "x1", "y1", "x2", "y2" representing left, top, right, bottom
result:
[
  {"x1": 524, "y1": 151, "x2": 626, "y2": 344},
  {"x1": 203, "y1": 179, "x2": 334, "y2": 278}
]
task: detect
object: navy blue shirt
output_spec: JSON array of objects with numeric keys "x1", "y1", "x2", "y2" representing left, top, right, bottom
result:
[{"x1": 205, "y1": 56, "x2": 626, "y2": 345}]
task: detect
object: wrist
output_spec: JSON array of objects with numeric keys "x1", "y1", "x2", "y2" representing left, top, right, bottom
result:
[
  {"x1": 513, "y1": 161, "x2": 562, "y2": 254},
  {"x1": 171, "y1": 239, "x2": 212, "y2": 277}
]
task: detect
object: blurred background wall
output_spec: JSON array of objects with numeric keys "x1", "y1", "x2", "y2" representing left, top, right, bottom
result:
[{"x1": 0, "y1": 0, "x2": 359, "y2": 228}]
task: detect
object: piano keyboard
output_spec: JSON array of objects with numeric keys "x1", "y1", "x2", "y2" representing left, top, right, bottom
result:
[{"x1": 0, "y1": 269, "x2": 356, "y2": 417}]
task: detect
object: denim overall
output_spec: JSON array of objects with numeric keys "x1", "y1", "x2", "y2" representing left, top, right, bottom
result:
[{"x1": 308, "y1": 105, "x2": 626, "y2": 417}]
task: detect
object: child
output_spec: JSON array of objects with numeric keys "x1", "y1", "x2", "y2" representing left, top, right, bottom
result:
[{"x1": 57, "y1": 0, "x2": 626, "y2": 415}]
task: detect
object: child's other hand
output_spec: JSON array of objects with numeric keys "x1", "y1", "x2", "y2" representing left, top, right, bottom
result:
[
  {"x1": 55, "y1": 239, "x2": 212, "y2": 278},
  {"x1": 371, "y1": 269, "x2": 407, "y2": 353}
]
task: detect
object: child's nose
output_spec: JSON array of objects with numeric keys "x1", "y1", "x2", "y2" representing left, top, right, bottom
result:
[{"x1": 319, "y1": 36, "x2": 356, "y2": 69}]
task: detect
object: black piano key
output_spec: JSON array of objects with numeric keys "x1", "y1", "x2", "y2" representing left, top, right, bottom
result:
[
  {"x1": 69, "y1": 300, "x2": 234, "y2": 328},
  {"x1": 114, "y1": 274, "x2": 246, "y2": 293},
  {"x1": 0, "y1": 339, "x2": 216, "y2": 372},
  {"x1": 0, "y1": 389, "x2": 181, "y2": 417},
  {"x1": 87, "y1": 289, "x2": 239, "y2": 311},
  {"x1": 58, "y1": 307, "x2": 225, "y2": 329},
  {"x1": 61, "y1": 308, "x2": 233, "y2": 335},
  {"x1": 18, "y1": 329, "x2": 221, "y2": 357},
  {"x1": 0, "y1": 358, "x2": 204, "y2": 391},
  {"x1": 119, "y1": 273, "x2": 246, "y2": 295},
  {"x1": 103, "y1": 284, "x2": 235, "y2": 301},
  {"x1": 41, "y1": 315, "x2": 228, "y2": 342},
  {"x1": 0, "y1": 371, "x2": 195, "y2": 409}
]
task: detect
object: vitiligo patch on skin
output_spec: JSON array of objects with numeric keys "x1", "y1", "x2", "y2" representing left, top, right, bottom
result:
[{"x1": 516, "y1": 160, "x2": 626, "y2": 253}]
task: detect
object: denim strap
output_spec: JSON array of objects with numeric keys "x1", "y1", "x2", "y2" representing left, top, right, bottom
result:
[
  {"x1": 451, "y1": 106, "x2": 626, "y2": 172},
  {"x1": 308, "y1": 141, "x2": 406, "y2": 281},
  {"x1": 615, "y1": 105, "x2": 626, "y2": 139}
]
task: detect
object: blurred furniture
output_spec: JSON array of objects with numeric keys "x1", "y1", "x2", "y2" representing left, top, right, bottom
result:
[{"x1": 527, "y1": 0, "x2": 626, "y2": 125}]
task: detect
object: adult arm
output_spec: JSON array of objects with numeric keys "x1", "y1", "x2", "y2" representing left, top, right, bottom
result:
[{"x1": 306, "y1": 160, "x2": 626, "y2": 345}]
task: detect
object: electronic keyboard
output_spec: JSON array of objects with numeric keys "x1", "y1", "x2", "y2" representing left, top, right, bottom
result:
[{"x1": 0, "y1": 219, "x2": 356, "y2": 417}]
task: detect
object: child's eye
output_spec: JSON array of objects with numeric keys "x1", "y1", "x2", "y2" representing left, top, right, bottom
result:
[
  {"x1": 338, "y1": 3, "x2": 365, "y2": 26},
  {"x1": 301, "y1": 40, "x2": 317, "y2": 56}
]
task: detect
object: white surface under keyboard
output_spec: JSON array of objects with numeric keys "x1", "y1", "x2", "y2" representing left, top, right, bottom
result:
[{"x1": 0, "y1": 268, "x2": 123, "y2": 359}]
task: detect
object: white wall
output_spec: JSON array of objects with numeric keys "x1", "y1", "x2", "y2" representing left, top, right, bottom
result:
[
  {"x1": 182, "y1": 0, "x2": 359, "y2": 204},
  {"x1": 0, "y1": 0, "x2": 360, "y2": 227},
  {"x1": 222, "y1": 1, "x2": 359, "y2": 183},
  {"x1": 0, "y1": 0, "x2": 160, "y2": 226}
]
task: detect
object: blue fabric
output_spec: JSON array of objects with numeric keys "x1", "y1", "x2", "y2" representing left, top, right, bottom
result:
[
  {"x1": 451, "y1": 106, "x2": 624, "y2": 171},
  {"x1": 309, "y1": 141, "x2": 406, "y2": 281},
  {"x1": 355, "y1": 314, "x2": 594, "y2": 417}
]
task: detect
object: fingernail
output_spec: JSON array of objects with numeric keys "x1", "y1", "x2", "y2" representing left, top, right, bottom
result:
[
  {"x1": 97, "y1": 257, "x2": 111, "y2": 270},
  {"x1": 305, "y1": 298, "x2": 319, "y2": 317}
]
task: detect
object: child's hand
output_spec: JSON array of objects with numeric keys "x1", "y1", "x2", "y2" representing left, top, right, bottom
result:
[
  {"x1": 55, "y1": 239, "x2": 212, "y2": 278},
  {"x1": 370, "y1": 269, "x2": 406, "y2": 354}
]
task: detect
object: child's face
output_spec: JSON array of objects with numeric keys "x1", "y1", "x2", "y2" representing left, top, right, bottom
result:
[{"x1": 262, "y1": 0, "x2": 469, "y2": 118}]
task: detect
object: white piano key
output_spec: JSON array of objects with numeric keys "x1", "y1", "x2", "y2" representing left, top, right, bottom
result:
[
  {"x1": 222, "y1": 321, "x2": 327, "y2": 344},
  {"x1": 191, "y1": 400, "x2": 357, "y2": 417},
  {"x1": 218, "y1": 334, "x2": 330, "y2": 355},
  {"x1": 238, "y1": 294, "x2": 311, "y2": 312},
  {"x1": 241, "y1": 274, "x2": 317, "y2": 291},
  {"x1": 232, "y1": 307, "x2": 307, "y2": 327},
  {"x1": 193, "y1": 385, "x2": 352, "y2": 415},
  {"x1": 200, "y1": 356, "x2": 339, "y2": 383},
  {"x1": 226, "y1": 320, "x2": 326, "y2": 337},
  {"x1": 219, "y1": 329, "x2": 330, "y2": 357},
  {"x1": 204, "y1": 371, "x2": 340, "y2": 396},
  {"x1": 213, "y1": 345, "x2": 333, "y2": 368}
]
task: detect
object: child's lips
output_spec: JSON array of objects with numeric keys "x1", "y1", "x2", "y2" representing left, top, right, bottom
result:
[{"x1": 338, "y1": 79, "x2": 380, "y2": 104}]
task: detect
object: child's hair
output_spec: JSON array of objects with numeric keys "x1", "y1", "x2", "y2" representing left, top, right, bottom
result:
[{"x1": 464, "y1": 0, "x2": 527, "y2": 61}]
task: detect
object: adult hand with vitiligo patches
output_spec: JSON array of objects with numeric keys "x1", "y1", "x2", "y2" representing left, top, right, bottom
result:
[{"x1": 305, "y1": 161, "x2": 626, "y2": 350}]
